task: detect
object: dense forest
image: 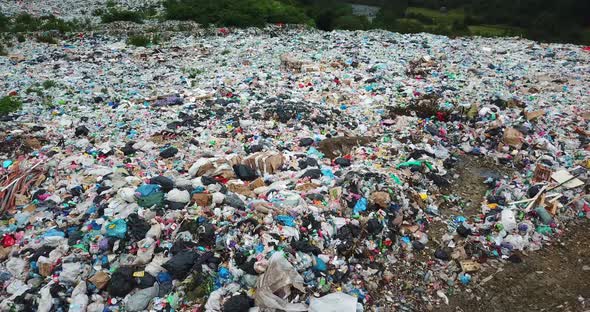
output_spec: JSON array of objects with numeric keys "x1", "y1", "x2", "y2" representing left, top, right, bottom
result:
[
  {"x1": 3, "y1": 0, "x2": 584, "y2": 44},
  {"x1": 162, "y1": 0, "x2": 590, "y2": 44}
]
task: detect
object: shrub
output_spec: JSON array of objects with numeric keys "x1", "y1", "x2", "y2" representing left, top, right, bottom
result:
[
  {"x1": 450, "y1": 19, "x2": 470, "y2": 36},
  {"x1": 164, "y1": 0, "x2": 310, "y2": 27},
  {"x1": 0, "y1": 96, "x2": 22, "y2": 116},
  {"x1": 101, "y1": 8, "x2": 143, "y2": 23},
  {"x1": 40, "y1": 15, "x2": 79, "y2": 32},
  {"x1": 42, "y1": 80, "x2": 57, "y2": 89},
  {"x1": 0, "y1": 12, "x2": 9, "y2": 32},
  {"x1": 36, "y1": 33, "x2": 58, "y2": 44},
  {"x1": 127, "y1": 34, "x2": 160, "y2": 46},
  {"x1": 315, "y1": 11, "x2": 335, "y2": 31},
  {"x1": 12, "y1": 13, "x2": 41, "y2": 32},
  {"x1": 430, "y1": 24, "x2": 451, "y2": 36},
  {"x1": 372, "y1": 8, "x2": 399, "y2": 31},
  {"x1": 183, "y1": 68, "x2": 204, "y2": 78},
  {"x1": 25, "y1": 85, "x2": 44, "y2": 96},
  {"x1": 464, "y1": 15, "x2": 482, "y2": 25},
  {"x1": 406, "y1": 12, "x2": 434, "y2": 25},
  {"x1": 452, "y1": 19, "x2": 469, "y2": 31},
  {"x1": 395, "y1": 19, "x2": 425, "y2": 33},
  {"x1": 6, "y1": 13, "x2": 83, "y2": 33},
  {"x1": 332, "y1": 15, "x2": 370, "y2": 30}
]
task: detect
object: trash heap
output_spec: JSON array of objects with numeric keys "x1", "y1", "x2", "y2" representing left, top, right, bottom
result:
[
  {"x1": 0, "y1": 26, "x2": 589, "y2": 311},
  {"x1": 0, "y1": 0, "x2": 161, "y2": 21}
]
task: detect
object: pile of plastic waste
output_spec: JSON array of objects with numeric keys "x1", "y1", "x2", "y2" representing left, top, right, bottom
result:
[{"x1": 0, "y1": 24, "x2": 589, "y2": 311}]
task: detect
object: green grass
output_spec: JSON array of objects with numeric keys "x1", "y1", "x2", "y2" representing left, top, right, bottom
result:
[
  {"x1": 36, "y1": 33, "x2": 58, "y2": 44},
  {"x1": 101, "y1": 8, "x2": 144, "y2": 23},
  {"x1": 42, "y1": 80, "x2": 57, "y2": 89},
  {"x1": 582, "y1": 28, "x2": 590, "y2": 44},
  {"x1": 163, "y1": 0, "x2": 312, "y2": 27},
  {"x1": 1, "y1": 13, "x2": 89, "y2": 33},
  {"x1": 0, "y1": 13, "x2": 9, "y2": 32},
  {"x1": 469, "y1": 24, "x2": 526, "y2": 37},
  {"x1": 406, "y1": 7, "x2": 465, "y2": 26},
  {"x1": 395, "y1": 8, "x2": 528, "y2": 39},
  {"x1": 0, "y1": 96, "x2": 22, "y2": 116},
  {"x1": 397, "y1": 18, "x2": 421, "y2": 24},
  {"x1": 127, "y1": 34, "x2": 160, "y2": 46},
  {"x1": 182, "y1": 67, "x2": 204, "y2": 78},
  {"x1": 25, "y1": 84, "x2": 44, "y2": 97}
]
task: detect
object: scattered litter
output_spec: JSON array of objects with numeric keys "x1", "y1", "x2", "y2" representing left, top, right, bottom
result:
[{"x1": 0, "y1": 18, "x2": 588, "y2": 312}]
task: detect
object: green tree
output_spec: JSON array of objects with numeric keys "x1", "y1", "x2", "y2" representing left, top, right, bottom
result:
[
  {"x1": 333, "y1": 15, "x2": 370, "y2": 30},
  {"x1": 395, "y1": 19, "x2": 424, "y2": 33}
]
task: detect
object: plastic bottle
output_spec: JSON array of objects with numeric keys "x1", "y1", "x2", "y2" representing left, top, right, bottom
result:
[{"x1": 534, "y1": 207, "x2": 553, "y2": 224}]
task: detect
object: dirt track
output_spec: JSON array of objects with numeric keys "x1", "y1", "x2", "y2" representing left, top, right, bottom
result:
[{"x1": 438, "y1": 219, "x2": 590, "y2": 312}]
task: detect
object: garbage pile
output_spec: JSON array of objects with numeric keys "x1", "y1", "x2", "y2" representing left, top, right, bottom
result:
[
  {"x1": 0, "y1": 0, "x2": 161, "y2": 21},
  {"x1": 0, "y1": 26, "x2": 589, "y2": 311}
]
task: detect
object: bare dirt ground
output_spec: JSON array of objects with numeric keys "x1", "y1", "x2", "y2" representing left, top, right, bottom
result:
[
  {"x1": 439, "y1": 219, "x2": 590, "y2": 312},
  {"x1": 436, "y1": 155, "x2": 590, "y2": 312}
]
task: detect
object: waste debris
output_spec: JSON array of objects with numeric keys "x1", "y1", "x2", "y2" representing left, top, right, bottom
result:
[{"x1": 0, "y1": 21, "x2": 589, "y2": 311}]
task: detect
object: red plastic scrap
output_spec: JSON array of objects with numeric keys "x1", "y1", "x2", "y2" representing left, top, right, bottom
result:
[{"x1": 2, "y1": 234, "x2": 15, "y2": 247}]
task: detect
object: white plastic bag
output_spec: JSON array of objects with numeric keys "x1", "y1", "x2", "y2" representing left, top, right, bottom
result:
[
  {"x1": 166, "y1": 188, "x2": 191, "y2": 203},
  {"x1": 254, "y1": 252, "x2": 307, "y2": 311},
  {"x1": 68, "y1": 281, "x2": 89, "y2": 312},
  {"x1": 500, "y1": 209, "x2": 517, "y2": 232},
  {"x1": 118, "y1": 187, "x2": 136, "y2": 203},
  {"x1": 38, "y1": 285, "x2": 53, "y2": 312},
  {"x1": 125, "y1": 283, "x2": 159, "y2": 311},
  {"x1": 134, "y1": 237, "x2": 156, "y2": 265},
  {"x1": 6, "y1": 257, "x2": 27, "y2": 280},
  {"x1": 309, "y1": 292, "x2": 357, "y2": 312}
]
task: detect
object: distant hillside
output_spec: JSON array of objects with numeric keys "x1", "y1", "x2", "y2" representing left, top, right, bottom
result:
[{"x1": 311, "y1": 0, "x2": 590, "y2": 44}]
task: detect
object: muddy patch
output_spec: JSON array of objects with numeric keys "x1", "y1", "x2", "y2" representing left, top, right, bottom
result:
[
  {"x1": 0, "y1": 135, "x2": 48, "y2": 158},
  {"x1": 440, "y1": 155, "x2": 514, "y2": 216},
  {"x1": 437, "y1": 219, "x2": 590, "y2": 312},
  {"x1": 317, "y1": 136, "x2": 375, "y2": 159}
]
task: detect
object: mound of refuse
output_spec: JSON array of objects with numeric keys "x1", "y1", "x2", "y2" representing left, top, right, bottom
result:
[{"x1": 0, "y1": 25, "x2": 589, "y2": 311}]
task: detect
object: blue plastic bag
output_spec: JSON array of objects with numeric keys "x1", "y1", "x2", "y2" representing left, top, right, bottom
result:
[
  {"x1": 313, "y1": 257, "x2": 327, "y2": 272},
  {"x1": 43, "y1": 228, "x2": 65, "y2": 238},
  {"x1": 353, "y1": 197, "x2": 367, "y2": 214},
  {"x1": 136, "y1": 184, "x2": 161, "y2": 197},
  {"x1": 276, "y1": 215, "x2": 296, "y2": 227},
  {"x1": 105, "y1": 219, "x2": 127, "y2": 239}
]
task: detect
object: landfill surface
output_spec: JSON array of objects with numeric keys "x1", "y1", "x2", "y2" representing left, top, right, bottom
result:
[
  {"x1": 1, "y1": 20, "x2": 590, "y2": 312},
  {"x1": 0, "y1": 0, "x2": 160, "y2": 22}
]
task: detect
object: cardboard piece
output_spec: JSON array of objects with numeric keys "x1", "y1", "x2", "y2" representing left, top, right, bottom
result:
[
  {"x1": 551, "y1": 170, "x2": 584, "y2": 189},
  {"x1": 460, "y1": 260, "x2": 481, "y2": 273},
  {"x1": 525, "y1": 110, "x2": 545, "y2": 121},
  {"x1": 503, "y1": 128, "x2": 524, "y2": 148}
]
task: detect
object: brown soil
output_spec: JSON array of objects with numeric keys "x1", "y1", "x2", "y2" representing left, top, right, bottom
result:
[
  {"x1": 317, "y1": 136, "x2": 375, "y2": 159},
  {"x1": 434, "y1": 155, "x2": 590, "y2": 312},
  {"x1": 441, "y1": 155, "x2": 514, "y2": 216},
  {"x1": 0, "y1": 135, "x2": 48, "y2": 157},
  {"x1": 438, "y1": 219, "x2": 590, "y2": 312}
]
